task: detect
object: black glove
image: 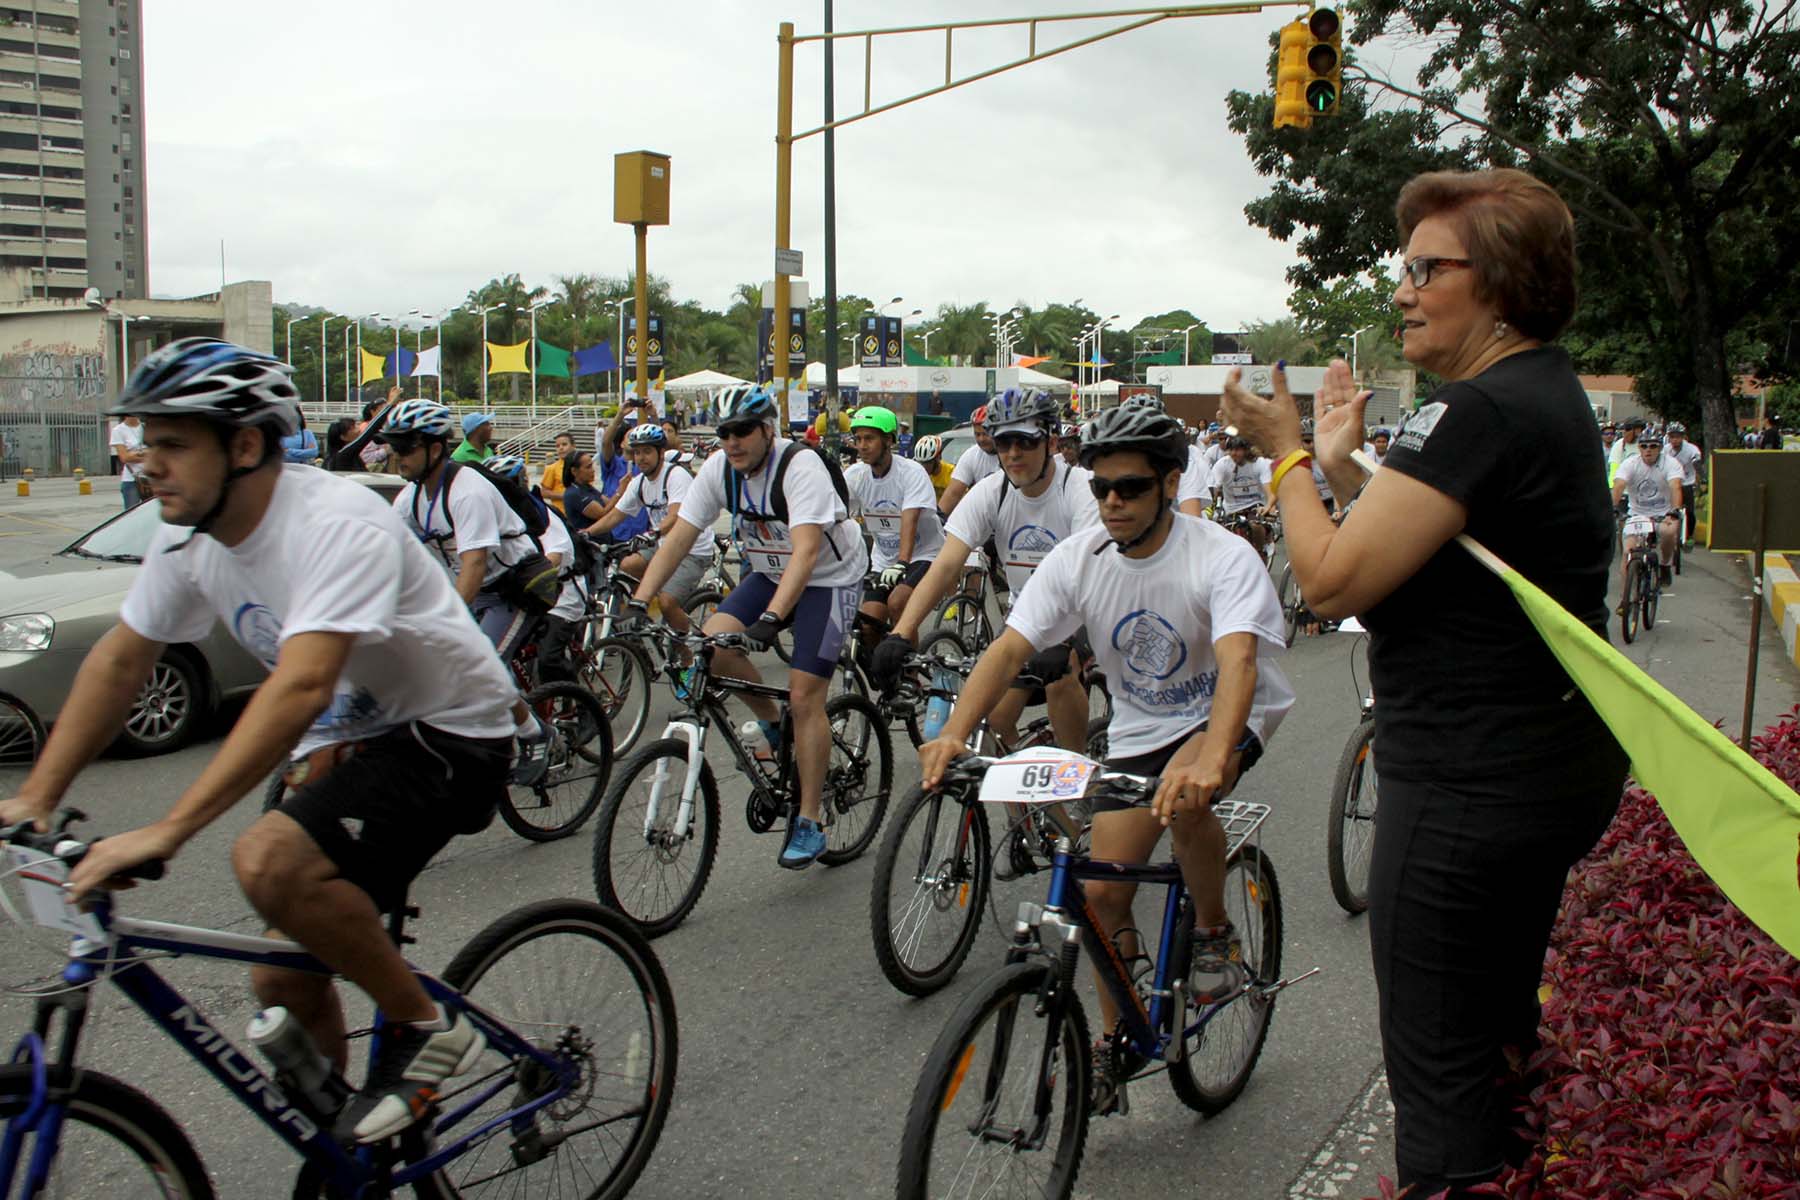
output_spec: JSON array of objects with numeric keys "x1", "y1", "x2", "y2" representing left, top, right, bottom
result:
[
  {"x1": 871, "y1": 633, "x2": 915, "y2": 692},
  {"x1": 742, "y1": 610, "x2": 785, "y2": 652}
]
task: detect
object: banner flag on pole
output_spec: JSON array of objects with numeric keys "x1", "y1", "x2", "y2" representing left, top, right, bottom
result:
[
  {"x1": 411, "y1": 345, "x2": 440, "y2": 378},
  {"x1": 1012, "y1": 354, "x2": 1049, "y2": 369},
  {"x1": 1343, "y1": 451, "x2": 1800, "y2": 959},
  {"x1": 572, "y1": 342, "x2": 618, "y2": 376},
  {"x1": 485, "y1": 340, "x2": 529, "y2": 375},
  {"x1": 534, "y1": 339, "x2": 572, "y2": 379},
  {"x1": 383, "y1": 348, "x2": 419, "y2": 379},
  {"x1": 359, "y1": 348, "x2": 388, "y2": 385}
]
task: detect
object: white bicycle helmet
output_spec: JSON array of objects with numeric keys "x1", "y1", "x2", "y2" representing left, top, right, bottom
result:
[
  {"x1": 912, "y1": 435, "x2": 942, "y2": 462},
  {"x1": 110, "y1": 337, "x2": 300, "y2": 436},
  {"x1": 485, "y1": 455, "x2": 527, "y2": 482},
  {"x1": 380, "y1": 398, "x2": 456, "y2": 440}
]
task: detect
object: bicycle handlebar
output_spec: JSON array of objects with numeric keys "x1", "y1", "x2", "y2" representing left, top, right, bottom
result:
[
  {"x1": 934, "y1": 754, "x2": 1159, "y2": 806},
  {"x1": 3, "y1": 812, "x2": 167, "y2": 882}
]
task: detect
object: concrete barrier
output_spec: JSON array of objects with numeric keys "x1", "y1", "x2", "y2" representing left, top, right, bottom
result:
[{"x1": 1767, "y1": 553, "x2": 1800, "y2": 673}]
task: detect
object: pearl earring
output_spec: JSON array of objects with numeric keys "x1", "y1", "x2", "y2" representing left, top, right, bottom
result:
[{"x1": 1494, "y1": 319, "x2": 1509, "y2": 339}]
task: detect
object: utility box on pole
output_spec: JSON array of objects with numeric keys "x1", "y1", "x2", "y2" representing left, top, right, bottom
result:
[{"x1": 614, "y1": 151, "x2": 672, "y2": 225}]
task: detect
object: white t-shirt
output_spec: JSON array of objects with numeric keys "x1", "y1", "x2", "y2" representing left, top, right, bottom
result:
[
  {"x1": 1176, "y1": 445, "x2": 1210, "y2": 506},
  {"x1": 1202, "y1": 441, "x2": 1224, "y2": 470},
  {"x1": 944, "y1": 457, "x2": 1098, "y2": 593},
  {"x1": 1615, "y1": 451, "x2": 1683, "y2": 518},
  {"x1": 1608, "y1": 436, "x2": 1638, "y2": 468},
  {"x1": 845, "y1": 455, "x2": 945, "y2": 570},
  {"x1": 679, "y1": 437, "x2": 867, "y2": 589},
  {"x1": 120, "y1": 466, "x2": 516, "y2": 757},
  {"x1": 110, "y1": 421, "x2": 143, "y2": 482},
  {"x1": 1667, "y1": 440, "x2": 1702, "y2": 486},
  {"x1": 537, "y1": 511, "x2": 587, "y2": 622},
  {"x1": 391, "y1": 463, "x2": 531, "y2": 587},
  {"x1": 1208, "y1": 457, "x2": 1272, "y2": 514},
  {"x1": 951, "y1": 445, "x2": 999, "y2": 488},
  {"x1": 1007, "y1": 514, "x2": 1295, "y2": 758},
  {"x1": 616, "y1": 462, "x2": 714, "y2": 559}
]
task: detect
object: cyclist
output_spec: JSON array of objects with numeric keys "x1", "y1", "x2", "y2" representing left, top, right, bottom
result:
[
  {"x1": 1207, "y1": 436, "x2": 1274, "y2": 553},
  {"x1": 1058, "y1": 422, "x2": 1082, "y2": 466},
  {"x1": 845, "y1": 405, "x2": 944, "y2": 627},
  {"x1": 1367, "y1": 427, "x2": 1391, "y2": 468},
  {"x1": 937, "y1": 403, "x2": 999, "y2": 515},
  {"x1": 0, "y1": 339, "x2": 515, "y2": 1145},
  {"x1": 629, "y1": 384, "x2": 868, "y2": 869},
  {"x1": 912, "y1": 434, "x2": 955, "y2": 498},
  {"x1": 1664, "y1": 421, "x2": 1702, "y2": 545},
  {"x1": 917, "y1": 401, "x2": 1293, "y2": 1113},
  {"x1": 1611, "y1": 429, "x2": 1683, "y2": 601},
  {"x1": 1598, "y1": 421, "x2": 1617, "y2": 461},
  {"x1": 486, "y1": 455, "x2": 588, "y2": 684},
  {"x1": 1608, "y1": 415, "x2": 1644, "y2": 470},
  {"x1": 585, "y1": 422, "x2": 714, "y2": 653},
  {"x1": 871, "y1": 387, "x2": 1096, "y2": 752}
]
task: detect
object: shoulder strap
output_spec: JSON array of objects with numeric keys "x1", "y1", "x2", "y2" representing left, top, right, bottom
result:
[
  {"x1": 769, "y1": 442, "x2": 803, "y2": 525},
  {"x1": 413, "y1": 460, "x2": 460, "y2": 535}
]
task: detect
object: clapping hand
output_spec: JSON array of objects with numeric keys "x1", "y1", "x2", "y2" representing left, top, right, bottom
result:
[{"x1": 1311, "y1": 359, "x2": 1374, "y2": 474}]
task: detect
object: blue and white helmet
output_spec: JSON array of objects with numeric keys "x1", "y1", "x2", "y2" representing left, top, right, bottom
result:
[
  {"x1": 484, "y1": 454, "x2": 527, "y2": 483},
  {"x1": 986, "y1": 387, "x2": 1057, "y2": 436},
  {"x1": 380, "y1": 398, "x2": 456, "y2": 440},
  {"x1": 109, "y1": 337, "x2": 300, "y2": 435},
  {"x1": 626, "y1": 423, "x2": 669, "y2": 447},
  {"x1": 716, "y1": 384, "x2": 779, "y2": 426}
]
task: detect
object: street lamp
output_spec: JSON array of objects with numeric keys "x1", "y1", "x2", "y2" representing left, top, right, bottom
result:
[
  {"x1": 1181, "y1": 322, "x2": 1201, "y2": 366},
  {"x1": 526, "y1": 298, "x2": 559, "y2": 413},
  {"x1": 284, "y1": 314, "x2": 308, "y2": 366},
  {"x1": 603, "y1": 299, "x2": 625, "y2": 406},
  {"x1": 1347, "y1": 323, "x2": 1374, "y2": 380},
  {"x1": 920, "y1": 327, "x2": 939, "y2": 361},
  {"x1": 411, "y1": 307, "x2": 447, "y2": 402},
  {"x1": 476, "y1": 302, "x2": 508, "y2": 407},
  {"x1": 990, "y1": 307, "x2": 1023, "y2": 367},
  {"x1": 318, "y1": 316, "x2": 340, "y2": 408},
  {"x1": 83, "y1": 290, "x2": 133, "y2": 397},
  {"x1": 877, "y1": 295, "x2": 905, "y2": 315}
]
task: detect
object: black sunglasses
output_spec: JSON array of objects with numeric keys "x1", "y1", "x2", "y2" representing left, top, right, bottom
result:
[
  {"x1": 379, "y1": 435, "x2": 425, "y2": 455},
  {"x1": 993, "y1": 431, "x2": 1047, "y2": 452},
  {"x1": 1088, "y1": 474, "x2": 1160, "y2": 501},
  {"x1": 717, "y1": 421, "x2": 764, "y2": 441}
]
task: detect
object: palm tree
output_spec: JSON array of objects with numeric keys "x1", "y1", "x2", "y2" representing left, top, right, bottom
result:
[
  {"x1": 1241, "y1": 318, "x2": 1323, "y2": 366},
  {"x1": 933, "y1": 302, "x2": 992, "y2": 367}
]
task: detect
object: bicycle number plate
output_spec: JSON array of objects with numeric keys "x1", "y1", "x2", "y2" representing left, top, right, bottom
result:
[
  {"x1": 1622, "y1": 515, "x2": 1655, "y2": 538},
  {"x1": 3, "y1": 846, "x2": 104, "y2": 940},
  {"x1": 977, "y1": 748, "x2": 1100, "y2": 807}
]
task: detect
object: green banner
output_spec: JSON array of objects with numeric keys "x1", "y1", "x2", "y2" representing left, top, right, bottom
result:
[{"x1": 535, "y1": 339, "x2": 571, "y2": 379}]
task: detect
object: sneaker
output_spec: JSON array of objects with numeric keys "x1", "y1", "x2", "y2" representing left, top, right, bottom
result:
[
  {"x1": 1188, "y1": 922, "x2": 1248, "y2": 1004},
  {"x1": 509, "y1": 713, "x2": 552, "y2": 787},
  {"x1": 337, "y1": 1008, "x2": 485, "y2": 1145},
  {"x1": 778, "y1": 815, "x2": 827, "y2": 869},
  {"x1": 753, "y1": 719, "x2": 782, "y2": 764},
  {"x1": 1088, "y1": 1039, "x2": 1129, "y2": 1117}
]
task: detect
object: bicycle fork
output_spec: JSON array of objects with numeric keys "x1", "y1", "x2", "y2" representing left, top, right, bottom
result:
[{"x1": 641, "y1": 720, "x2": 707, "y2": 842}]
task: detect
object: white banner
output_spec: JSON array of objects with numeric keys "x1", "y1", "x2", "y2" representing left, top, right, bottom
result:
[{"x1": 411, "y1": 345, "x2": 440, "y2": 378}]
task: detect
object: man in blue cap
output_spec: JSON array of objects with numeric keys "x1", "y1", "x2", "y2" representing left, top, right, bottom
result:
[{"x1": 452, "y1": 412, "x2": 498, "y2": 464}]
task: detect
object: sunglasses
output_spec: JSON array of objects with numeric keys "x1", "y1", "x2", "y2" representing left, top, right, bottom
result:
[
  {"x1": 1400, "y1": 255, "x2": 1473, "y2": 288},
  {"x1": 1088, "y1": 474, "x2": 1160, "y2": 501},
  {"x1": 380, "y1": 436, "x2": 425, "y2": 455},
  {"x1": 717, "y1": 421, "x2": 764, "y2": 441},
  {"x1": 993, "y1": 431, "x2": 1047, "y2": 452}
]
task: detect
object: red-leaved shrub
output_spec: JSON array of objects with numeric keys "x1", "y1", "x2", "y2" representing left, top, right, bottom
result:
[{"x1": 1371, "y1": 711, "x2": 1800, "y2": 1198}]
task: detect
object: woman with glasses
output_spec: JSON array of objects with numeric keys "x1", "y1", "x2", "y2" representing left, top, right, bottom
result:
[{"x1": 1222, "y1": 169, "x2": 1625, "y2": 1198}]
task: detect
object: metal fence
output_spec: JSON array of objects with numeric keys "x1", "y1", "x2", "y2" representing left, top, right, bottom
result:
[{"x1": 0, "y1": 407, "x2": 107, "y2": 479}]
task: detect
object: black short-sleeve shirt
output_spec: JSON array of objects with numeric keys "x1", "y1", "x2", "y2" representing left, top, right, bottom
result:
[{"x1": 1364, "y1": 346, "x2": 1619, "y2": 780}]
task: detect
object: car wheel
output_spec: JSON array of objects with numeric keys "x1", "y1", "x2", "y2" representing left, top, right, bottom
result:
[{"x1": 114, "y1": 651, "x2": 207, "y2": 757}]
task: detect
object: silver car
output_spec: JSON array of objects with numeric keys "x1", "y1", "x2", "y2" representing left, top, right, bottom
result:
[{"x1": 0, "y1": 472, "x2": 405, "y2": 757}]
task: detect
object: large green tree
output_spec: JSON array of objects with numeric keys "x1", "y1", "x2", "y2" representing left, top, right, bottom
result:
[{"x1": 1225, "y1": 0, "x2": 1800, "y2": 451}]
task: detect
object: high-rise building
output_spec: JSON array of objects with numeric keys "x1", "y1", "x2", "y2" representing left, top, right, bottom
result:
[{"x1": 0, "y1": 0, "x2": 146, "y2": 301}]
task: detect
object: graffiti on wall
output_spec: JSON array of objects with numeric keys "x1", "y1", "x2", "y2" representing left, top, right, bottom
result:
[{"x1": 0, "y1": 340, "x2": 106, "y2": 414}]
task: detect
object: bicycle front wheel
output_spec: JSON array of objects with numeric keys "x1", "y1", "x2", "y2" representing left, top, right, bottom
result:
[
  {"x1": 579, "y1": 635, "x2": 655, "y2": 757},
  {"x1": 869, "y1": 783, "x2": 989, "y2": 996},
  {"x1": 1643, "y1": 564, "x2": 1659, "y2": 630},
  {"x1": 0, "y1": 1064, "x2": 213, "y2": 1198},
  {"x1": 935, "y1": 590, "x2": 994, "y2": 653},
  {"x1": 1326, "y1": 718, "x2": 1377, "y2": 915},
  {"x1": 1167, "y1": 844, "x2": 1283, "y2": 1115},
  {"x1": 896, "y1": 962, "x2": 1091, "y2": 1200},
  {"x1": 0, "y1": 690, "x2": 43, "y2": 768},
  {"x1": 431, "y1": 900, "x2": 678, "y2": 1200},
  {"x1": 502, "y1": 683, "x2": 611, "y2": 842},
  {"x1": 817, "y1": 693, "x2": 893, "y2": 865},
  {"x1": 592, "y1": 738, "x2": 721, "y2": 937}
]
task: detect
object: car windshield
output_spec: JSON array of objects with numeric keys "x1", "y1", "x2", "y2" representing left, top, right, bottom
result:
[
  {"x1": 940, "y1": 431, "x2": 977, "y2": 465},
  {"x1": 63, "y1": 499, "x2": 166, "y2": 562}
]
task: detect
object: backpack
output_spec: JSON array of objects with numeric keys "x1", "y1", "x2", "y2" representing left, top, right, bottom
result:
[
  {"x1": 726, "y1": 441, "x2": 851, "y2": 527},
  {"x1": 413, "y1": 462, "x2": 560, "y2": 614},
  {"x1": 547, "y1": 506, "x2": 597, "y2": 581}
]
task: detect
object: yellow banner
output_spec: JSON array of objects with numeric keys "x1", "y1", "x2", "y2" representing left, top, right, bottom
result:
[
  {"x1": 359, "y1": 348, "x2": 387, "y2": 385},
  {"x1": 486, "y1": 340, "x2": 529, "y2": 375}
]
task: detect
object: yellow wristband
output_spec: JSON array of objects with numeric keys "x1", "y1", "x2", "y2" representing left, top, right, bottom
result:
[{"x1": 1268, "y1": 448, "x2": 1314, "y2": 496}]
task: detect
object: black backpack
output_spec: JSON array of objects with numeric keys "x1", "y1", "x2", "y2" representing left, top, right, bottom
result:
[
  {"x1": 414, "y1": 460, "x2": 547, "y2": 550},
  {"x1": 726, "y1": 441, "x2": 852, "y2": 527}
]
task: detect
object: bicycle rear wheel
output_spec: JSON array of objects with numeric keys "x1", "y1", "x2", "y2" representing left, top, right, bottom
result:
[
  {"x1": 502, "y1": 683, "x2": 611, "y2": 842},
  {"x1": 869, "y1": 783, "x2": 989, "y2": 996},
  {"x1": 0, "y1": 1064, "x2": 213, "y2": 1198},
  {"x1": 1167, "y1": 844, "x2": 1283, "y2": 1115},
  {"x1": 0, "y1": 690, "x2": 43, "y2": 767},
  {"x1": 578, "y1": 635, "x2": 654, "y2": 757},
  {"x1": 817, "y1": 693, "x2": 893, "y2": 865},
  {"x1": 431, "y1": 900, "x2": 678, "y2": 1200},
  {"x1": 1620, "y1": 560, "x2": 1641, "y2": 643},
  {"x1": 592, "y1": 738, "x2": 721, "y2": 938},
  {"x1": 1326, "y1": 718, "x2": 1377, "y2": 915},
  {"x1": 896, "y1": 962, "x2": 1091, "y2": 1200}
]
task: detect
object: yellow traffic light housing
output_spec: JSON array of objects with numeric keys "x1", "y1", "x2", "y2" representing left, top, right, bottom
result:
[
  {"x1": 1273, "y1": 19, "x2": 1312, "y2": 129},
  {"x1": 1304, "y1": 8, "x2": 1342, "y2": 118}
]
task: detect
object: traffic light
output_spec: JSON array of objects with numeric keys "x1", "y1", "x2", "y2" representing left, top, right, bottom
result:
[
  {"x1": 1273, "y1": 19, "x2": 1312, "y2": 129},
  {"x1": 1303, "y1": 7, "x2": 1342, "y2": 118}
]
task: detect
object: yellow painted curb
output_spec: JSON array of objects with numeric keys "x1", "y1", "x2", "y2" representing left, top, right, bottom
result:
[{"x1": 1766, "y1": 554, "x2": 1800, "y2": 672}]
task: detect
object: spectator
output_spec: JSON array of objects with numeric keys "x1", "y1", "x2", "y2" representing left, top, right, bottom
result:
[
  {"x1": 324, "y1": 417, "x2": 358, "y2": 468},
  {"x1": 594, "y1": 410, "x2": 650, "y2": 542},
  {"x1": 560, "y1": 451, "x2": 607, "y2": 525},
  {"x1": 538, "y1": 432, "x2": 578, "y2": 512},
  {"x1": 452, "y1": 413, "x2": 498, "y2": 464},
  {"x1": 281, "y1": 412, "x2": 319, "y2": 464},
  {"x1": 1758, "y1": 414, "x2": 1784, "y2": 450},
  {"x1": 109, "y1": 413, "x2": 146, "y2": 510},
  {"x1": 357, "y1": 390, "x2": 399, "y2": 472}
]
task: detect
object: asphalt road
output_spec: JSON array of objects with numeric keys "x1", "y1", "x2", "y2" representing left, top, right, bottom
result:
[{"x1": 0, "y1": 478, "x2": 1795, "y2": 1198}]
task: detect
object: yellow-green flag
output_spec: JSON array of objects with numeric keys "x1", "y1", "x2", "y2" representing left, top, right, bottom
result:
[
  {"x1": 359, "y1": 347, "x2": 387, "y2": 385},
  {"x1": 1458, "y1": 533, "x2": 1800, "y2": 958}
]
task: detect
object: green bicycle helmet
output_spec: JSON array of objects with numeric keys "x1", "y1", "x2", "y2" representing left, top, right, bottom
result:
[{"x1": 848, "y1": 406, "x2": 899, "y2": 438}]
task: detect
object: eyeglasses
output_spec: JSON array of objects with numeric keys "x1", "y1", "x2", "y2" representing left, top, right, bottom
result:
[
  {"x1": 1087, "y1": 474, "x2": 1160, "y2": 502},
  {"x1": 380, "y1": 436, "x2": 424, "y2": 455},
  {"x1": 1400, "y1": 256, "x2": 1473, "y2": 288},
  {"x1": 717, "y1": 421, "x2": 763, "y2": 441},
  {"x1": 993, "y1": 431, "x2": 1047, "y2": 452}
]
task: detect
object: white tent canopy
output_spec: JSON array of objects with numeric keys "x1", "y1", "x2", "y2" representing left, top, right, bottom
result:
[
  {"x1": 664, "y1": 368, "x2": 750, "y2": 390},
  {"x1": 1077, "y1": 378, "x2": 1123, "y2": 397},
  {"x1": 1016, "y1": 366, "x2": 1074, "y2": 391},
  {"x1": 804, "y1": 361, "x2": 862, "y2": 387}
]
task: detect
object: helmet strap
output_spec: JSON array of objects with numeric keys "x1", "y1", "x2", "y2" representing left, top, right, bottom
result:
[{"x1": 1109, "y1": 493, "x2": 1171, "y2": 556}]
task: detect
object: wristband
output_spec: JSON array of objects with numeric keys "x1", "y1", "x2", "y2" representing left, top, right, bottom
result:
[{"x1": 1268, "y1": 448, "x2": 1314, "y2": 496}]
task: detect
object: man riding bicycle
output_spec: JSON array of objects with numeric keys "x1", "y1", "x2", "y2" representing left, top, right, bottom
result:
[
  {"x1": 629, "y1": 384, "x2": 869, "y2": 869},
  {"x1": 845, "y1": 405, "x2": 945, "y2": 627},
  {"x1": 917, "y1": 401, "x2": 1294, "y2": 1113},
  {"x1": 1204, "y1": 436, "x2": 1274, "y2": 553},
  {"x1": 871, "y1": 387, "x2": 1097, "y2": 753},
  {"x1": 912, "y1": 434, "x2": 954, "y2": 499},
  {"x1": 0, "y1": 339, "x2": 518, "y2": 1146},
  {"x1": 1611, "y1": 429, "x2": 1683, "y2": 604},
  {"x1": 1664, "y1": 422, "x2": 1702, "y2": 546},
  {"x1": 937, "y1": 403, "x2": 999, "y2": 516}
]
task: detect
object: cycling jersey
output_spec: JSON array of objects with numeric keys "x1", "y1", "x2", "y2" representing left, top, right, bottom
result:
[
  {"x1": 845, "y1": 456, "x2": 945, "y2": 570},
  {"x1": 679, "y1": 436, "x2": 866, "y2": 588},
  {"x1": 615, "y1": 462, "x2": 714, "y2": 559},
  {"x1": 1615, "y1": 452, "x2": 1682, "y2": 518},
  {"x1": 392, "y1": 464, "x2": 531, "y2": 587},
  {"x1": 122, "y1": 465, "x2": 516, "y2": 757},
  {"x1": 950, "y1": 445, "x2": 1000, "y2": 487},
  {"x1": 943, "y1": 457, "x2": 1098, "y2": 593},
  {"x1": 1207, "y1": 457, "x2": 1272, "y2": 514},
  {"x1": 1176, "y1": 444, "x2": 1210, "y2": 504},
  {"x1": 537, "y1": 512, "x2": 587, "y2": 622},
  {"x1": 1006, "y1": 513, "x2": 1294, "y2": 758}
]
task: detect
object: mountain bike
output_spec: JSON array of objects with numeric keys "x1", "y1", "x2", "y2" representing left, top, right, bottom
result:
[
  {"x1": 591, "y1": 629, "x2": 893, "y2": 938},
  {"x1": 895, "y1": 750, "x2": 1314, "y2": 1199},
  {"x1": 1, "y1": 813, "x2": 677, "y2": 1199},
  {"x1": 1325, "y1": 632, "x2": 1377, "y2": 915},
  {"x1": 1618, "y1": 513, "x2": 1667, "y2": 644}
]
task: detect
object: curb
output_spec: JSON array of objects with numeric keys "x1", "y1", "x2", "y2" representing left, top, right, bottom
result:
[{"x1": 1767, "y1": 553, "x2": 1800, "y2": 673}]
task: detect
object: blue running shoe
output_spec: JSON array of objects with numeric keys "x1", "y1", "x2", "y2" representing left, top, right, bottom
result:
[{"x1": 779, "y1": 816, "x2": 827, "y2": 869}]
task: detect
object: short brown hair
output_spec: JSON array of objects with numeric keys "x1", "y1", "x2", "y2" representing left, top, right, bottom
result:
[{"x1": 1395, "y1": 168, "x2": 1577, "y2": 342}]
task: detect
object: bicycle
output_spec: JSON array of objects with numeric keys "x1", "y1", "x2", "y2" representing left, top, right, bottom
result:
[
  {"x1": 0, "y1": 694, "x2": 42, "y2": 769},
  {"x1": 1217, "y1": 510, "x2": 1281, "y2": 573},
  {"x1": 1, "y1": 812, "x2": 677, "y2": 1199},
  {"x1": 1618, "y1": 513, "x2": 1667, "y2": 644},
  {"x1": 492, "y1": 627, "x2": 615, "y2": 843},
  {"x1": 932, "y1": 550, "x2": 1000, "y2": 653},
  {"x1": 895, "y1": 751, "x2": 1312, "y2": 1199},
  {"x1": 591, "y1": 629, "x2": 893, "y2": 938},
  {"x1": 1326, "y1": 631, "x2": 1377, "y2": 915}
]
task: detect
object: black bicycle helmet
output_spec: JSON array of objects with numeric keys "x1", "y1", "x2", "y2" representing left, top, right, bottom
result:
[{"x1": 1079, "y1": 404, "x2": 1188, "y2": 553}]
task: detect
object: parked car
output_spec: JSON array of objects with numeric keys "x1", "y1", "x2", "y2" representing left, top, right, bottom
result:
[
  {"x1": 938, "y1": 424, "x2": 980, "y2": 467},
  {"x1": 0, "y1": 472, "x2": 405, "y2": 757}
]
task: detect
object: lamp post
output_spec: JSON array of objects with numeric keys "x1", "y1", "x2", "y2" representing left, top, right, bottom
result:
[
  {"x1": 1347, "y1": 323, "x2": 1374, "y2": 380},
  {"x1": 342, "y1": 324, "x2": 352, "y2": 408},
  {"x1": 284, "y1": 315, "x2": 307, "y2": 365},
  {"x1": 1181, "y1": 322, "x2": 1201, "y2": 366},
  {"x1": 319, "y1": 316, "x2": 339, "y2": 409},
  {"x1": 526, "y1": 298, "x2": 559, "y2": 416},
  {"x1": 477, "y1": 303, "x2": 508, "y2": 407},
  {"x1": 603, "y1": 299, "x2": 624, "y2": 407},
  {"x1": 920, "y1": 327, "x2": 939, "y2": 362},
  {"x1": 991, "y1": 307, "x2": 1022, "y2": 368}
]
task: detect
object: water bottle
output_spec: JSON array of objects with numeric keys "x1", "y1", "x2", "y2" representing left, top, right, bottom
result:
[
  {"x1": 922, "y1": 691, "x2": 952, "y2": 742},
  {"x1": 740, "y1": 719, "x2": 776, "y2": 762},
  {"x1": 248, "y1": 1007, "x2": 350, "y2": 1119}
]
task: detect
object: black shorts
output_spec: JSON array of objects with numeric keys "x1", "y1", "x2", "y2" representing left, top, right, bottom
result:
[
  {"x1": 861, "y1": 558, "x2": 933, "y2": 604},
  {"x1": 1094, "y1": 722, "x2": 1264, "y2": 815},
  {"x1": 1012, "y1": 629, "x2": 1093, "y2": 702},
  {"x1": 265, "y1": 722, "x2": 511, "y2": 912}
]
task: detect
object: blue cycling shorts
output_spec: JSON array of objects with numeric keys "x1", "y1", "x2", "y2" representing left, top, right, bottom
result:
[{"x1": 717, "y1": 570, "x2": 858, "y2": 679}]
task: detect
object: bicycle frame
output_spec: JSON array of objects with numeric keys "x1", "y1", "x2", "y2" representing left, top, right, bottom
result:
[{"x1": 2, "y1": 890, "x2": 575, "y2": 1198}]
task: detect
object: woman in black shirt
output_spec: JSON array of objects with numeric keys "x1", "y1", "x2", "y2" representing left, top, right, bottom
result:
[{"x1": 1224, "y1": 168, "x2": 1626, "y2": 1198}]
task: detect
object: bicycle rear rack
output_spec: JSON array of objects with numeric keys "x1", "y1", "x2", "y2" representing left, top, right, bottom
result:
[{"x1": 1212, "y1": 800, "x2": 1271, "y2": 858}]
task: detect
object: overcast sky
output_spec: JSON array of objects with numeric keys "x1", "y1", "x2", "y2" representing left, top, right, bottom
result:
[{"x1": 143, "y1": 1, "x2": 1354, "y2": 333}]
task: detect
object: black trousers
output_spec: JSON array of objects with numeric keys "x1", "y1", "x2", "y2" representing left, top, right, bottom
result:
[{"x1": 1369, "y1": 744, "x2": 1626, "y2": 1196}]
